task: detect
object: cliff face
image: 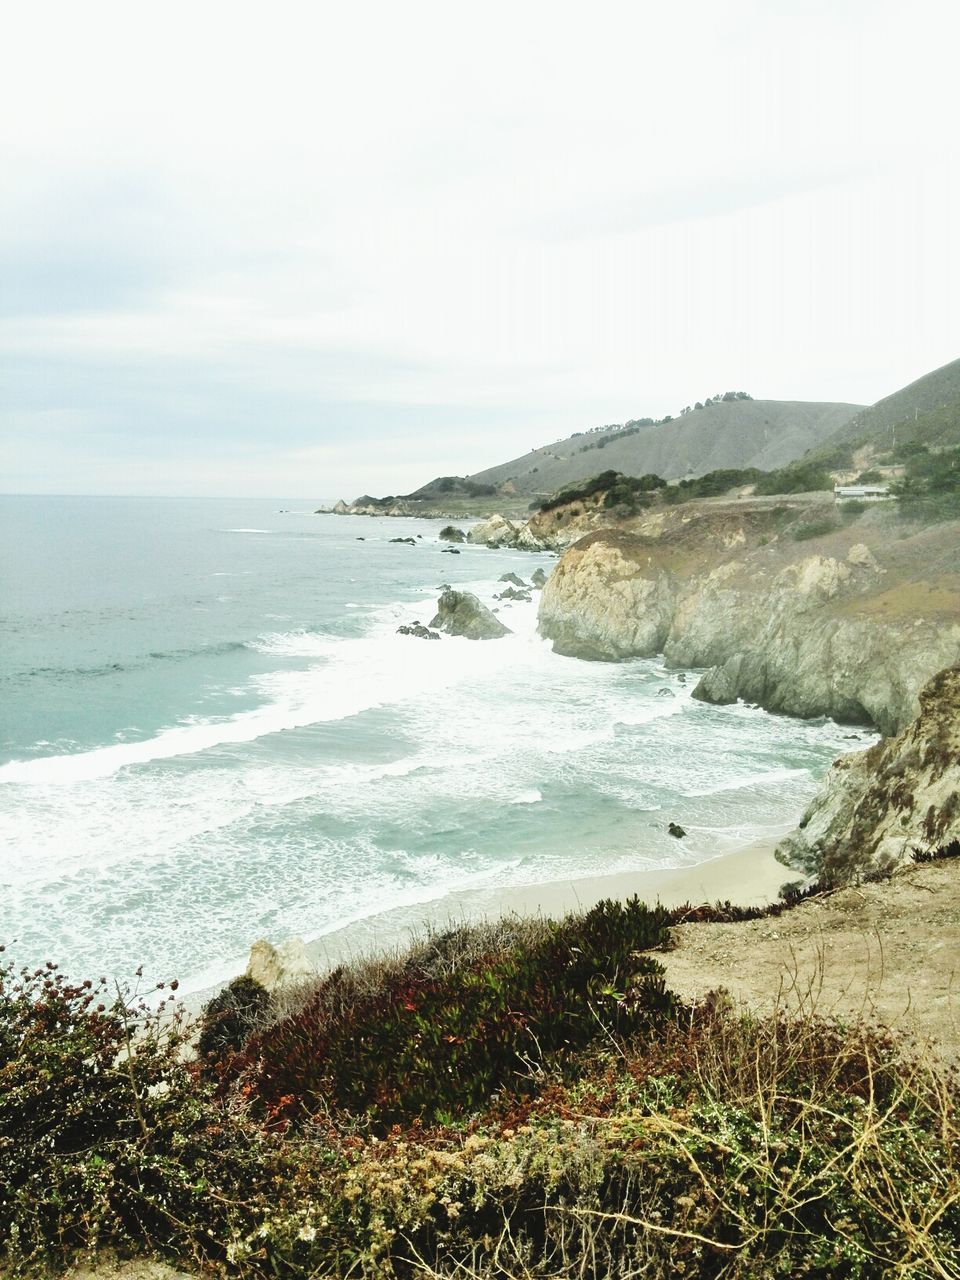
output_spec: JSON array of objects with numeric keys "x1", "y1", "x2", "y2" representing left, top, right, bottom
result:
[
  {"x1": 776, "y1": 665, "x2": 960, "y2": 881},
  {"x1": 538, "y1": 500, "x2": 960, "y2": 736}
]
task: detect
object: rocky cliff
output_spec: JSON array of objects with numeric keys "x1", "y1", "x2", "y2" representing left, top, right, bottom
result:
[
  {"x1": 776, "y1": 665, "x2": 960, "y2": 881},
  {"x1": 537, "y1": 499, "x2": 960, "y2": 736}
]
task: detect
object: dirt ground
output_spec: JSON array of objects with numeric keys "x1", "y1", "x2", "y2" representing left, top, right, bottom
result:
[{"x1": 660, "y1": 856, "x2": 960, "y2": 1059}]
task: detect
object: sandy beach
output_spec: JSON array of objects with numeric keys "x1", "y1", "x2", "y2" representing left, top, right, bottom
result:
[{"x1": 303, "y1": 837, "x2": 791, "y2": 975}]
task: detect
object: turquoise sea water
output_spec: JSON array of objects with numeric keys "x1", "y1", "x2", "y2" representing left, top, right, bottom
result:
[{"x1": 0, "y1": 496, "x2": 871, "y2": 992}]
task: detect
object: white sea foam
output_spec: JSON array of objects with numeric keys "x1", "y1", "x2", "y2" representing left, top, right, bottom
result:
[
  {"x1": 510, "y1": 789, "x2": 543, "y2": 805},
  {"x1": 2, "y1": 534, "x2": 863, "y2": 993}
]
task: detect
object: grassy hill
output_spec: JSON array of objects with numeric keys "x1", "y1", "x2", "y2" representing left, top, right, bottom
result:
[
  {"x1": 459, "y1": 399, "x2": 861, "y2": 498},
  {"x1": 822, "y1": 355, "x2": 960, "y2": 453}
]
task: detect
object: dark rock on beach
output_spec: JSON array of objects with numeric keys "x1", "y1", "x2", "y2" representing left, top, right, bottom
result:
[
  {"x1": 397, "y1": 622, "x2": 441, "y2": 640},
  {"x1": 667, "y1": 822, "x2": 687, "y2": 838}
]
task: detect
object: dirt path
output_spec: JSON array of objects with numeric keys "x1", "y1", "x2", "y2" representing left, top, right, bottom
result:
[{"x1": 660, "y1": 857, "x2": 960, "y2": 1058}]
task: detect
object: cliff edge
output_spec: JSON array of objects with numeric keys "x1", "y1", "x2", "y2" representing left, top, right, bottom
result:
[
  {"x1": 538, "y1": 498, "x2": 960, "y2": 736},
  {"x1": 776, "y1": 664, "x2": 960, "y2": 880}
]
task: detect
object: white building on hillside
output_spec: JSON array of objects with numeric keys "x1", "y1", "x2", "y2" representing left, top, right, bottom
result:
[{"x1": 833, "y1": 484, "x2": 892, "y2": 502}]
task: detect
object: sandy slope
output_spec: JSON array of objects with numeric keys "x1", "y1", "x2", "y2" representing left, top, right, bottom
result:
[{"x1": 659, "y1": 856, "x2": 960, "y2": 1059}]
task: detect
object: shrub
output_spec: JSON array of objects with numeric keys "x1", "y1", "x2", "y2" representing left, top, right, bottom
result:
[
  {"x1": 668, "y1": 467, "x2": 763, "y2": 503},
  {"x1": 792, "y1": 517, "x2": 840, "y2": 541},
  {"x1": 198, "y1": 974, "x2": 271, "y2": 1059},
  {"x1": 754, "y1": 462, "x2": 834, "y2": 495},
  {"x1": 245, "y1": 1004, "x2": 960, "y2": 1279},
  {"x1": 0, "y1": 955, "x2": 276, "y2": 1275},
  {"x1": 238, "y1": 898, "x2": 677, "y2": 1128},
  {"x1": 537, "y1": 471, "x2": 665, "y2": 514}
]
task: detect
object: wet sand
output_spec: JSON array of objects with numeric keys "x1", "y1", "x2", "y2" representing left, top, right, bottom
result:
[{"x1": 304, "y1": 838, "x2": 790, "y2": 973}]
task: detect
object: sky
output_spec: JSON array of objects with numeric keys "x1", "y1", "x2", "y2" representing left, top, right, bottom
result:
[{"x1": 2, "y1": 0, "x2": 959, "y2": 499}]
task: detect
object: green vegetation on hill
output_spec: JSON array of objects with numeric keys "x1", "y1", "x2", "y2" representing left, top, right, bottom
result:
[
  {"x1": 894, "y1": 442, "x2": 960, "y2": 523},
  {"x1": 753, "y1": 459, "x2": 834, "y2": 495},
  {"x1": 404, "y1": 476, "x2": 498, "y2": 500},
  {"x1": 824, "y1": 355, "x2": 960, "y2": 450},
  {"x1": 534, "y1": 470, "x2": 666, "y2": 514},
  {"x1": 662, "y1": 467, "x2": 763, "y2": 504},
  {"x1": 534, "y1": 461, "x2": 835, "y2": 520},
  {"x1": 4, "y1": 862, "x2": 960, "y2": 1278}
]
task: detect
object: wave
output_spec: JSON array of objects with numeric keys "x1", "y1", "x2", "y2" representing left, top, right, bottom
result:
[
  {"x1": 4, "y1": 637, "x2": 252, "y2": 686},
  {"x1": 0, "y1": 615, "x2": 534, "y2": 785},
  {"x1": 222, "y1": 528, "x2": 274, "y2": 534},
  {"x1": 681, "y1": 766, "x2": 809, "y2": 798},
  {"x1": 510, "y1": 789, "x2": 543, "y2": 805},
  {"x1": 6, "y1": 640, "x2": 250, "y2": 685}
]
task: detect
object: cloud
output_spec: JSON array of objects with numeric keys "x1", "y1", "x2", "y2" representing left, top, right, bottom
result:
[{"x1": 1, "y1": 0, "x2": 959, "y2": 495}]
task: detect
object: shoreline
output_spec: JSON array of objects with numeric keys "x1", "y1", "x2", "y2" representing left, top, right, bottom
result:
[
  {"x1": 302, "y1": 836, "x2": 791, "y2": 977},
  {"x1": 181, "y1": 836, "x2": 794, "y2": 1014}
]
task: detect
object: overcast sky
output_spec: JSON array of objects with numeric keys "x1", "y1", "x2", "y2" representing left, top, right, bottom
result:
[{"x1": 2, "y1": 0, "x2": 958, "y2": 498}]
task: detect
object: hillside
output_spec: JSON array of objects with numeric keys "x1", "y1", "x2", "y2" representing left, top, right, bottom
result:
[
  {"x1": 461, "y1": 398, "x2": 861, "y2": 498},
  {"x1": 820, "y1": 354, "x2": 960, "y2": 453}
]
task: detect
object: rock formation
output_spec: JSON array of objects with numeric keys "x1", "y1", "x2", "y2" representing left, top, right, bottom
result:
[
  {"x1": 537, "y1": 502, "x2": 960, "y2": 735},
  {"x1": 777, "y1": 665, "x2": 960, "y2": 882},
  {"x1": 440, "y1": 525, "x2": 466, "y2": 542},
  {"x1": 246, "y1": 938, "x2": 315, "y2": 992},
  {"x1": 430, "y1": 590, "x2": 511, "y2": 640},
  {"x1": 397, "y1": 622, "x2": 441, "y2": 640},
  {"x1": 466, "y1": 514, "x2": 522, "y2": 547}
]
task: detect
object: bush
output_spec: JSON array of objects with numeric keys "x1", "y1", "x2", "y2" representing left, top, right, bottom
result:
[
  {"x1": 536, "y1": 471, "x2": 665, "y2": 515},
  {"x1": 894, "y1": 444, "x2": 960, "y2": 524},
  {"x1": 754, "y1": 463, "x2": 834, "y2": 495},
  {"x1": 667, "y1": 467, "x2": 763, "y2": 503},
  {"x1": 792, "y1": 517, "x2": 840, "y2": 541},
  {"x1": 198, "y1": 974, "x2": 271, "y2": 1059},
  {"x1": 238, "y1": 899, "x2": 677, "y2": 1128},
  {"x1": 0, "y1": 955, "x2": 276, "y2": 1275},
  {"x1": 245, "y1": 1003, "x2": 960, "y2": 1279}
]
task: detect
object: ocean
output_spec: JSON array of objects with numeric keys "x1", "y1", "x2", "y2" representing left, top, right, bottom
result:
[{"x1": 0, "y1": 495, "x2": 869, "y2": 994}]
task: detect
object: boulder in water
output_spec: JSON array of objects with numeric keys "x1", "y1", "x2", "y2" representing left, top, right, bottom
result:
[
  {"x1": 531, "y1": 567, "x2": 548, "y2": 589},
  {"x1": 499, "y1": 572, "x2": 528, "y2": 588},
  {"x1": 430, "y1": 589, "x2": 511, "y2": 639},
  {"x1": 439, "y1": 525, "x2": 466, "y2": 543},
  {"x1": 398, "y1": 622, "x2": 441, "y2": 640},
  {"x1": 389, "y1": 537, "x2": 417, "y2": 545},
  {"x1": 667, "y1": 822, "x2": 687, "y2": 839}
]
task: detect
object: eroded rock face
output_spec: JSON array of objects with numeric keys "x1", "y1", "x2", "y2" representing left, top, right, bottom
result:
[
  {"x1": 430, "y1": 590, "x2": 511, "y2": 639},
  {"x1": 466, "y1": 514, "x2": 521, "y2": 547},
  {"x1": 538, "y1": 513, "x2": 960, "y2": 734},
  {"x1": 538, "y1": 537, "x2": 679, "y2": 660},
  {"x1": 777, "y1": 665, "x2": 960, "y2": 882}
]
